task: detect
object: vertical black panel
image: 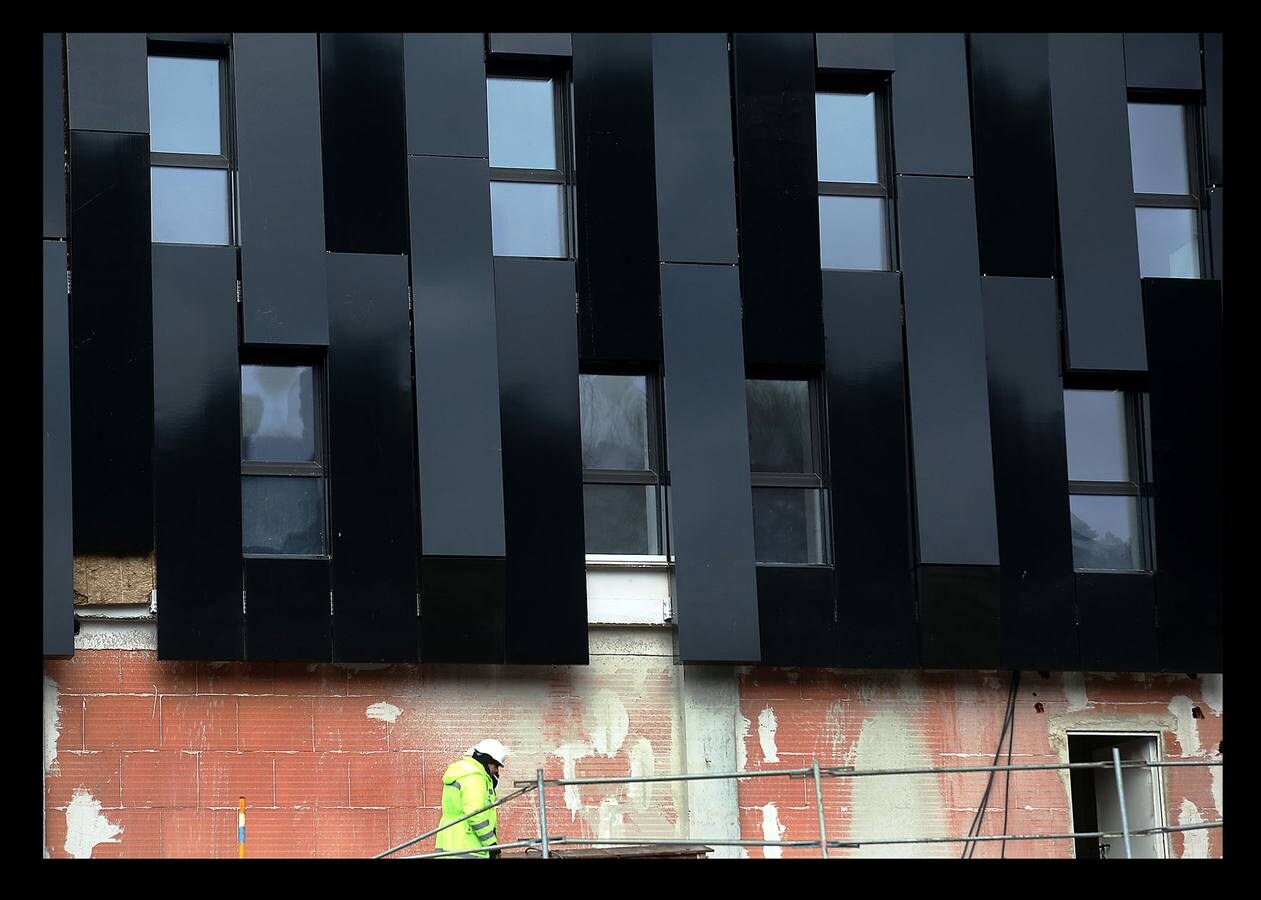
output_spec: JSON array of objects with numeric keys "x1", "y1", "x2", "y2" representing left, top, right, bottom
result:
[
  {"x1": 1123, "y1": 33, "x2": 1203, "y2": 90},
  {"x1": 572, "y1": 34, "x2": 661, "y2": 363},
  {"x1": 757, "y1": 567, "x2": 837, "y2": 667},
  {"x1": 234, "y1": 33, "x2": 328, "y2": 347},
  {"x1": 890, "y1": 33, "x2": 973, "y2": 177},
  {"x1": 651, "y1": 32, "x2": 739, "y2": 266},
  {"x1": 732, "y1": 33, "x2": 823, "y2": 368},
  {"x1": 420, "y1": 558, "x2": 505, "y2": 664},
  {"x1": 981, "y1": 277, "x2": 1078, "y2": 671},
  {"x1": 69, "y1": 131, "x2": 153, "y2": 554},
  {"x1": 897, "y1": 175, "x2": 999, "y2": 567},
  {"x1": 408, "y1": 155, "x2": 506, "y2": 559},
  {"x1": 44, "y1": 34, "x2": 66, "y2": 240},
  {"x1": 65, "y1": 33, "x2": 148, "y2": 133},
  {"x1": 969, "y1": 34, "x2": 1058, "y2": 278},
  {"x1": 327, "y1": 253, "x2": 418, "y2": 663},
  {"x1": 245, "y1": 558, "x2": 331, "y2": 661},
  {"x1": 1049, "y1": 33, "x2": 1146, "y2": 374},
  {"x1": 1143, "y1": 278, "x2": 1223, "y2": 674},
  {"x1": 1076, "y1": 573, "x2": 1159, "y2": 671},
  {"x1": 319, "y1": 33, "x2": 408, "y2": 255},
  {"x1": 488, "y1": 33, "x2": 572, "y2": 57},
  {"x1": 1203, "y1": 33, "x2": 1222, "y2": 187},
  {"x1": 815, "y1": 33, "x2": 894, "y2": 71},
  {"x1": 822, "y1": 270, "x2": 917, "y2": 668},
  {"x1": 151, "y1": 244, "x2": 242, "y2": 661},
  {"x1": 404, "y1": 33, "x2": 488, "y2": 158},
  {"x1": 1209, "y1": 186, "x2": 1223, "y2": 280},
  {"x1": 44, "y1": 241, "x2": 73, "y2": 658},
  {"x1": 660, "y1": 264, "x2": 760, "y2": 664},
  {"x1": 917, "y1": 566, "x2": 1001, "y2": 669},
  {"x1": 495, "y1": 258, "x2": 588, "y2": 665}
]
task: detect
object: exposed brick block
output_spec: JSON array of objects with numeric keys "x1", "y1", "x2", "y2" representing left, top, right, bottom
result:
[
  {"x1": 238, "y1": 696, "x2": 313, "y2": 751},
  {"x1": 199, "y1": 661, "x2": 275, "y2": 695},
  {"x1": 47, "y1": 751, "x2": 123, "y2": 809},
  {"x1": 343, "y1": 665, "x2": 418, "y2": 697},
  {"x1": 314, "y1": 808, "x2": 391, "y2": 858},
  {"x1": 386, "y1": 807, "x2": 439, "y2": 856},
  {"x1": 121, "y1": 751, "x2": 198, "y2": 807},
  {"x1": 349, "y1": 752, "x2": 424, "y2": 808},
  {"x1": 120, "y1": 651, "x2": 197, "y2": 694},
  {"x1": 45, "y1": 650, "x2": 121, "y2": 695},
  {"x1": 52, "y1": 694, "x2": 84, "y2": 752},
  {"x1": 272, "y1": 662, "x2": 348, "y2": 696},
  {"x1": 243, "y1": 808, "x2": 315, "y2": 858},
  {"x1": 95, "y1": 808, "x2": 163, "y2": 858},
  {"x1": 160, "y1": 696, "x2": 237, "y2": 751},
  {"x1": 275, "y1": 752, "x2": 350, "y2": 808},
  {"x1": 313, "y1": 697, "x2": 389, "y2": 751},
  {"x1": 198, "y1": 752, "x2": 275, "y2": 808},
  {"x1": 162, "y1": 808, "x2": 237, "y2": 859},
  {"x1": 84, "y1": 695, "x2": 160, "y2": 750}
]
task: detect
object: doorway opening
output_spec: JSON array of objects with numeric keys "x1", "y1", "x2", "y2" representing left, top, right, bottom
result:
[{"x1": 1067, "y1": 732, "x2": 1167, "y2": 859}]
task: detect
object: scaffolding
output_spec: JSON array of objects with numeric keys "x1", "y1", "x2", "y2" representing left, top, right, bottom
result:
[{"x1": 375, "y1": 755, "x2": 1222, "y2": 860}]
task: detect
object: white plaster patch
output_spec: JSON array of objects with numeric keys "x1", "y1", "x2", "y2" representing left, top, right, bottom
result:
[
  {"x1": 1200, "y1": 675, "x2": 1223, "y2": 715},
  {"x1": 627, "y1": 737, "x2": 656, "y2": 811},
  {"x1": 1061, "y1": 672, "x2": 1089, "y2": 711},
  {"x1": 757, "y1": 706, "x2": 780, "y2": 764},
  {"x1": 588, "y1": 689, "x2": 629, "y2": 757},
  {"x1": 44, "y1": 676, "x2": 61, "y2": 778},
  {"x1": 1209, "y1": 764, "x2": 1223, "y2": 817},
  {"x1": 823, "y1": 701, "x2": 849, "y2": 764},
  {"x1": 365, "y1": 701, "x2": 401, "y2": 724},
  {"x1": 597, "y1": 798, "x2": 626, "y2": 840},
  {"x1": 1178, "y1": 799, "x2": 1208, "y2": 858},
  {"x1": 552, "y1": 742, "x2": 593, "y2": 820},
  {"x1": 760, "y1": 802, "x2": 785, "y2": 859},
  {"x1": 736, "y1": 711, "x2": 751, "y2": 773},
  {"x1": 64, "y1": 789, "x2": 122, "y2": 859},
  {"x1": 850, "y1": 714, "x2": 950, "y2": 857},
  {"x1": 1167, "y1": 695, "x2": 1202, "y2": 756}
]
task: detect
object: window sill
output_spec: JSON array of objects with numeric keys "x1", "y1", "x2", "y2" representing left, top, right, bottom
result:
[{"x1": 586, "y1": 554, "x2": 671, "y2": 568}]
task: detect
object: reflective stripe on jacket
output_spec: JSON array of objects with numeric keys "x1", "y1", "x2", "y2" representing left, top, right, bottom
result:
[{"x1": 435, "y1": 756, "x2": 498, "y2": 858}]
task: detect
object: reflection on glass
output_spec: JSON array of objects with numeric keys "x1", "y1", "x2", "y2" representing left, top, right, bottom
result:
[
  {"x1": 1063, "y1": 390, "x2": 1130, "y2": 482},
  {"x1": 1136, "y1": 208, "x2": 1200, "y2": 278},
  {"x1": 490, "y1": 182, "x2": 565, "y2": 257},
  {"x1": 242, "y1": 476, "x2": 325, "y2": 555},
  {"x1": 819, "y1": 196, "x2": 888, "y2": 270},
  {"x1": 148, "y1": 56, "x2": 222, "y2": 155},
  {"x1": 151, "y1": 167, "x2": 230, "y2": 245},
  {"x1": 242, "y1": 366, "x2": 316, "y2": 462},
  {"x1": 1070, "y1": 495, "x2": 1142, "y2": 571},
  {"x1": 747, "y1": 380, "x2": 812, "y2": 474},
  {"x1": 487, "y1": 77, "x2": 557, "y2": 169},
  {"x1": 815, "y1": 92, "x2": 880, "y2": 184},
  {"x1": 581, "y1": 374, "x2": 648, "y2": 470},
  {"x1": 1127, "y1": 103, "x2": 1190, "y2": 196},
  {"x1": 583, "y1": 484, "x2": 660, "y2": 555},
  {"x1": 753, "y1": 488, "x2": 826, "y2": 564}
]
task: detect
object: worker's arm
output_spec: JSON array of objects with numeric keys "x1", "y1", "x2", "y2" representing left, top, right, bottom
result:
[{"x1": 461, "y1": 778, "x2": 498, "y2": 850}]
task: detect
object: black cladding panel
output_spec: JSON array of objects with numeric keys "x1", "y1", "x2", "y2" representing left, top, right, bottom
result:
[
  {"x1": 757, "y1": 567, "x2": 837, "y2": 667},
  {"x1": 1076, "y1": 573, "x2": 1159, "y2": 672},
  {"x1": 44, "y1": 241, "x2": 73, "y2": 658},
  {"x1": 891, "y1": 33, "x2": 973, "y2": 177},
  {"x1": 66, "y1": 33, "x2": 148, "y2": 134},
  {"x1": 917, "y1": 565, "x2": 1001, "y2": 670},
  {"x1": 420, "y1": 557, "x2": 506, "y2": 664},
  {"x1": 1209, "y1": 187, "x2": 1223, "y2": 280},
  {"x1": 815, "y1": 33, "x2": 894, "y2": 71},
  {"x1": 1123, "y1": 33, "x2": 1203, "y2": 90},
  {"x1": 245, "y1": 557, "x2": 331, "y2": 662},
  {"x1": 489, "y1": 33, "x2": 572, "y2": 57},
  {"x1": 44, "y1": 33, "x2": 66, "y2": 240},
  {"x1": 1204, "y1": 33, "x2": 1222, "y2": 186},
  {"x1": 404, "y1": 33, "x2": 488, "y2": 159}
]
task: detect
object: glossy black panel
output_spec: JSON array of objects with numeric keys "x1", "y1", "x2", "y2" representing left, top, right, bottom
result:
[
  {"x1": 234, "y1": 33, "x2": 328, "y2": 346},
  {"x1": 495, "y1": 258, "x2": 588, "y2": 665},
  {"x1": 319, "y1": 34, "x2": 408, "y2": 255},
  {"x1": 896, "y1": 175, "x2": 1000, "y2": 567},
  {"x1": 148, "y1": 33, "x2": 230, "y2": 45},
  {"x1": 1204, "y1": 33, "x2": 1222, "y2": 186},
  {"x1": 660, "y1": 264, "x2": 760, "y2": 664},
  {"x1": 651, "y1": 33, "x2": 739, "y2": 265},
  {"x1": 917, "y1": 565, "x2": 1001, "y2": 669},
  {"x1": 420, "y1": 558, "x2": 505, "y2": 664},
  {"x1": 69, "y1": 131, "x2": 153, "y2": 554},
  {"x1": 245, "y1": 557, "x2": 331, "y2": 661},
  {"x1": 1123, "y1": 33, "x2": 1202, "y2": 90},
  {"x1": 573, "y1": 34, "x2": 661, "y2": 362},
  {"x1": 66, "y1": 33, "x2": 148, "y2": 133},
  {"x1": 969, "y1": 34, "x2": 1057, "y2": 278},
  {"x1": 1076, "y1": 573, "x2": 1159, "y2": 671},
  {"x1": 821, "y1": 270, "x2": 917, "y2": 668},
  {"x1": 732, "y1": 33, "x2": 823, "y2": 368},
  {"x1": 44, "y1": 34, "x2": 66, "y2": 240},
  {"x1": 489, "y1": 33, "x2": 571, "y2": 57},
  {"x1": 890, "y1": 33, "x2": 973, "y2": 176},
  {"x1": 404, "y1": 33, "x2": 488, "y2": 158},
  {"x1": 757, "y1": 567, "x2": 837, "y2": 666},
  {"x1": 981, "y1": 277, "x2": 1078, "y2": 670},
  {"x1": 151, "y1": 245, "x2": 242, "y2": 661},
  {"x1": 1143, "y1": 278, "x2": 1223, "y2": 674},
  {"x1": 44, "y1": 241, "x2": 73, "y2": 658},
  {"x1": 1049, "y1": 33, "x2": 1146, "y2": 374},
  {"x1": 1209, "y1": 186, "x2": 1222, "y2": 280},
  {"x1": 327, "y1": 253, "x2": 418, "y2": 663},
  {"x1": 408, "y1": 155, "x2": 506, "y2": 558},
  {"x1": 815, "y1": 33, "x2": 894, "y2": 71}
]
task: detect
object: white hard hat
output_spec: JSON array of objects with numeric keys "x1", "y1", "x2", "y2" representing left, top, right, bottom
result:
[{"x1": 470, "y1": 738, "x2": 509, "y2": 767}]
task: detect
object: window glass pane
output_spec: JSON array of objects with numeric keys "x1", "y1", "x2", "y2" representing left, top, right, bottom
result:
[
  {"x1": 819, "y1": 196, "x2": 888, "y2": 271},
  {"x1": 1127, "y1": 103, "x2": 1190, "y2": 195},
  {"x1": 487, "y1": 77, "x2": 558, "y2": 169},
  {"x1": 1063, "y1": 390, "x2": 1130, "y2": 482},
  {"x1": 583, "y1": 484, "x2": 660, "y2": 555},
  {"x1": 148, "y1": 56, "x2": 222, "y2": 155},
  {"x1": 747, "y1": 380, "x2": 813, "y2": 474},
  {"x1": 151, "y1": 167, "x2": 230, "y2": 245},
  {"x1": 580, "y1": 374, "x2": 649, "y2": 470},
  {"x1": 242, "y1": 365, "x2": 317, "y2": 462},
  {"x1": 242, "y1": 476, "x2": 326, "y2": 555},
  {"x1": 815, "y1": 92, "x2": 880, "y2": 184},
  {"x1": 490, "y1": 181, "x2": 565, "y2": 257},
  {"x1": 1136, "y1": 207, "x2": 1200, "y2": 278},
  {"x1": 753, "y1": 487, "x2": 826, "y2": 564},
  {"x1": 1070, "y1": 494, "x2": 1142, "y2": 571}
]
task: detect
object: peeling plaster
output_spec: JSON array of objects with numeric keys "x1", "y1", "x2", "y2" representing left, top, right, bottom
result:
[
  {"x1": 43, "y1": 676, "x2": 61, "y2": 778},
  {"x1": 64, "y1": 790, "x2": 122, "y2": 859},
  {"x1": 1209, "y1": 764, "x2": 1223, "y2": 816},
  {"x1": 74, "y1": 620, "x2": 157, "y2": 651},
  {"x1": 1167, "y1": 696, "x2": 1202, "y2": 756},
  {"x1": 896, "y1": 672, "x2": 924, "y2": 702},
  {"x1": 855, "y1": 677, "x2": 878, "y2": 703},
  {"x1": 1061, "y1": 672, "x2": 1089, "y2": 711},
  {"x1": 366, "y1": 701, "x2": 401, "y2": 724},
  {"x1": 552, "y1": 742, "x2": 593, "y2": 820},
  {"x1": 823, "y1": 701, "x2": 850, "y2": 764},
  {"x1": 627, "y1": 737, "x2": 656, "y2": 811},
  {"x1": 850, "y1": 714, "x2": 949, "y2": 858},
  {"x1": 1200, "y1": 675, "x2": 1223, "y2": 715},
  {"x1": 760, "y1": 802, "x2": 785, "y2": 859},
  {"x1": 597, "y1": 798, "x2": 626, "y2": 840},
  {"x1": 588, "y1": 689, "x2": 629, "y2": 757},
  {"x1": 1178, "y1": 799, "x2": 1208, "y2": 858},
  {"x1": 736, "y1": 712, "x2": 751, "y2": 773},
  {"x1": 757, "y1": 706, "x2": 779, "y2": 763}
]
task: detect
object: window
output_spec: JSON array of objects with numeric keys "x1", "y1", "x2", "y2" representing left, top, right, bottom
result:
[
  {"x1": 580, "y1": 372, "x2": 665, "y2": 557},
  {"x1": 815, "y1": 84, "x2": 892, "y2": 271},
  {"x1": 1067, "y1": 733, "x2": 1168, "y2": 859},
  {"x1": 487, "y1": 70, "x2": 571, "y2": 258},
  {"x1": 240, "y1": 362, "x2": 327, "y2": 556},
  {"x1": 1063, "y1": 389, "x2": 1152, "y2": 572},
  {"x1": 746, "y1": 379, "x2": 830, "y2": 564},
  {"x1": 1128, "y1": 99, "x2": 1203, "y2": 278},
  {"x1": 148, "y1": 45, "x2": 233, "y2": 246}
]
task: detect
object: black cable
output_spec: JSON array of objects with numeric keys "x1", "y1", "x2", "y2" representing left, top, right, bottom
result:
[
  {"x1": 960, "y1": 672, "x2": 1019, "y2": 859},
  {"x1": 1000, "y1": 671, "x2": 1020, "y2": 858}
]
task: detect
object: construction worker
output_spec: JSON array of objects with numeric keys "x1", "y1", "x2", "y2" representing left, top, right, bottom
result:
[{"x1": 435, "y1": 739, "x2": 509, "y2": 859}]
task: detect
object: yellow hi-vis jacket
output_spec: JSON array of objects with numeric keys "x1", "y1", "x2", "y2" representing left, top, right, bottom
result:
[{"x1": 435, "y1": 756, "x2": 499, "y2": 858}]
